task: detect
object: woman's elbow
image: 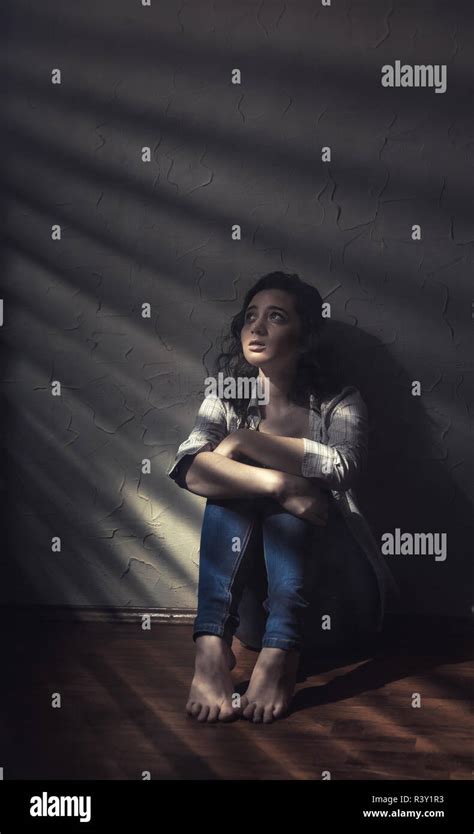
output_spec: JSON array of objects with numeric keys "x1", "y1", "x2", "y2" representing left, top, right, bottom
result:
[
  {"x1": 332, "y1": 451, "x2": 365, "y2": 491},
  {"x1": 178, "y1": 456, "x2": 201, "y2": 492}
]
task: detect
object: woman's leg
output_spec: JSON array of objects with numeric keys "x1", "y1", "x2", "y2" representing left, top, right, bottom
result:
[
  {"x1": 260, "y1": 498, "x2": 317, "y2": 650},
  {"x1": 193, "y1": 497, "x2": 263, "y2": 647},
  {"x1": 233, "y1": 542, "x2": 268, "y2": 651},
  {"x1": 240, "y1": 497, "x2": 381, "y2": 722},
  {"x1": 186, "y1": 497, "x2": 263, "y2": 723},
  {"x1": 241, "y1": 497, "x2": 317, "y2": 722}
]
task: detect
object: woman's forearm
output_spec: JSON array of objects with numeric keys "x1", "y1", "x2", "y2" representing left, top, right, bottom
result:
[
  {"x1": 183, "y1": 451, "x2": 282, "y2": 499},
  {"x1": 235, "y1": 430, "x2": 305, "y2": 475}
]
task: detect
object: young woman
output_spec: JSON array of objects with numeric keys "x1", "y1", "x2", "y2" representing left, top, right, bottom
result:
[{"x1": 168, "y1": 271, "x2": 398, "y2": 724}]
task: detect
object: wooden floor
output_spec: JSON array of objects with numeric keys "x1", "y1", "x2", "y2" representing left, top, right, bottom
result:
[{"x1": 0, "y1": 614, "x2": 471, "y2": 780}]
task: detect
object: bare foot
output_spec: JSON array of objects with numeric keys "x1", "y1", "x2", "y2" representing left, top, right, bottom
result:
[
  {"x1": 241, "y1": 647, "x2": 300, "y2": 723},
  {"x1": 186, "y1": 635, "x2": 240, "y2": 722}
]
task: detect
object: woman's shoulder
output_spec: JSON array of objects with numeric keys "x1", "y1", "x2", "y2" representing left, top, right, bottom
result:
[
  {"x1": 195, "y1": 394, "x2": 239, "y2": 432},
  {"x1": 195, "y1": 393, "x2": 232, "y2": 418},
  {"x1": 320, "y1": 384, "x2": 367, "y2": 415}
]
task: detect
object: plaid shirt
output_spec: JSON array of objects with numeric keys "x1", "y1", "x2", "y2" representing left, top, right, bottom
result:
[{"x1": 167, "y1": 385, "x2": 399, "y2": 630}]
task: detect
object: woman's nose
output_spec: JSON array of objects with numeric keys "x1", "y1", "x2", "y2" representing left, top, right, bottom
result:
[{"x1": 251, "y1": 318, "x2": 266, "y2": 334}]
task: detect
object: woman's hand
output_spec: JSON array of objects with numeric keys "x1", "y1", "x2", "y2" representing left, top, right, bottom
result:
[{"x1": 275, "y1": 472, "x2": 329, "y2": 527}]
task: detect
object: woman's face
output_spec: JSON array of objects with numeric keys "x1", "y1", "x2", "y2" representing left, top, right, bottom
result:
[{"x1": 241, "y1": 289, "x2": 303, "y2": 370}]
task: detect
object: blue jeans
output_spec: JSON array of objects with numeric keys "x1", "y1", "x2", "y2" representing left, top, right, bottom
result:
[{"x1": 193, "y1": 493, "x2": 380, "y2": 652}]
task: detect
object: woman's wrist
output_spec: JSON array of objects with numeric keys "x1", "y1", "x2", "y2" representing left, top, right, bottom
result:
[{"x1": 266, "y1": 469, "x2": 287, "y2": 500}]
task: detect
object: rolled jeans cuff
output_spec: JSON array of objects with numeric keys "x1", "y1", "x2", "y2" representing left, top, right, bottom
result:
[
  {"x1": 261, "y1": 636, "x2": 301, "y2": 651},
  {"x1": 193, "y1": 623, "x2": 234, "y2": 649}
]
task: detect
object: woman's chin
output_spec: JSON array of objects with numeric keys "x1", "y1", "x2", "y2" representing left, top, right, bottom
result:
[{"x1": 245, "y1": 356, "x2": 269, "y2": 368}]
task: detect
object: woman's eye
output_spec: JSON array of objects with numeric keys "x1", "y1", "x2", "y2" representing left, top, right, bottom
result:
[{"x1": 244, "y1": 310, "x2": 286, "y2": 323}]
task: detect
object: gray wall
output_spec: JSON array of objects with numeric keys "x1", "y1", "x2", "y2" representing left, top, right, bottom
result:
[{"x1": 1, "y1": 0, "x2": 472, "y2": 618}]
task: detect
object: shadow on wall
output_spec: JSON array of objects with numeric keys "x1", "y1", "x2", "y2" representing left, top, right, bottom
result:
[
  {"x1": 1, "y1": 1, "x2": 471, "y2": 621},
  {"x1": 317, "y1": 319, "x2": 471, "y2": 621}
]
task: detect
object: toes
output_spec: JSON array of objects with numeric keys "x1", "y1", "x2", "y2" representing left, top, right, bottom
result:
[
  {"x1": 252, "y1": 705, "x2": 264, "y2": 723},
  {"x1": 273, "y1": 702, "x2": 289, "y2": 720},
  {"x1": 263, "y1": 705, "x2": 275, "y2": 723},
  {"x1": 243, "y1": 702, "x2": 256, "y2": 721},
  {"x1": 197, "y1": 705, "x2": 210, "y2": 722},
  {"x1": 218, "y1": 705, "x2": 236, "y2": 722},
  {"x1": 207, "y1": 705, "x2": 220, "y2": 722},
  {"x1": 187, "y1": 701, "x2": 235, "y2": 722}
]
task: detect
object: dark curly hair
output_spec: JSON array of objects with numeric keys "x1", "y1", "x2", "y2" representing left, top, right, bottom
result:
[{"x1": 214, "y1": 271, "x2": 344, "y2": 425}]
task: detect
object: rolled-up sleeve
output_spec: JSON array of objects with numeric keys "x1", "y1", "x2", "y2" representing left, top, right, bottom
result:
[
  {"x1": 167, "y1": 395, "x2": 228, "y2": 488},
  {"x1": 302, "y1": 388, "x2": 369, "y2": 491}
]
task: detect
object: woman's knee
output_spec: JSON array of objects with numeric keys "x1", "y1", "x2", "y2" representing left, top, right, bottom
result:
[
  {"x1": 206, "y1": 496, "x2": 264, "y2": 516},
  {"x1": 262, "y1": 512, "x2": 316, "y2": 552},
  {"x1": 201, "y1": 500, "x2": 263, "y2": 559}
]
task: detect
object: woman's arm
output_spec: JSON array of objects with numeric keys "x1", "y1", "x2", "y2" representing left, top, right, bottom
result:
[
  {"x1": 215, "y1": 388, "x2": 369, "y2": 492},
  {"x1": 183, "y1": 451, "x2": 328, "y2": 526},
  {"x1": 220, "y1": 430, "x2": 305, "y2": 475},
  {"x1": 182, "y1": 450, "x2": 283, "y2": 499},
  {"x1": 214, "y1": 430, "x2": 330, "y2": 487}
]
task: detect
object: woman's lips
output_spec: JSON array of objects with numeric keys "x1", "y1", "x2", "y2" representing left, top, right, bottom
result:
[{"x1": 248, "y1": 344, "x2": 266, "y2": 352}]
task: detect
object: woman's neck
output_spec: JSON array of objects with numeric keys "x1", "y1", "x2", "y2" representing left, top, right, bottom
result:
[{"x1": 257, "y1": 369, "x2": 299, "y2": 410}]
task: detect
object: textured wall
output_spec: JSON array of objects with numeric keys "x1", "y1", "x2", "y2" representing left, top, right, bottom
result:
[{"x1": 1, "y1": 0, "x2": 472, "y2": 618}]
